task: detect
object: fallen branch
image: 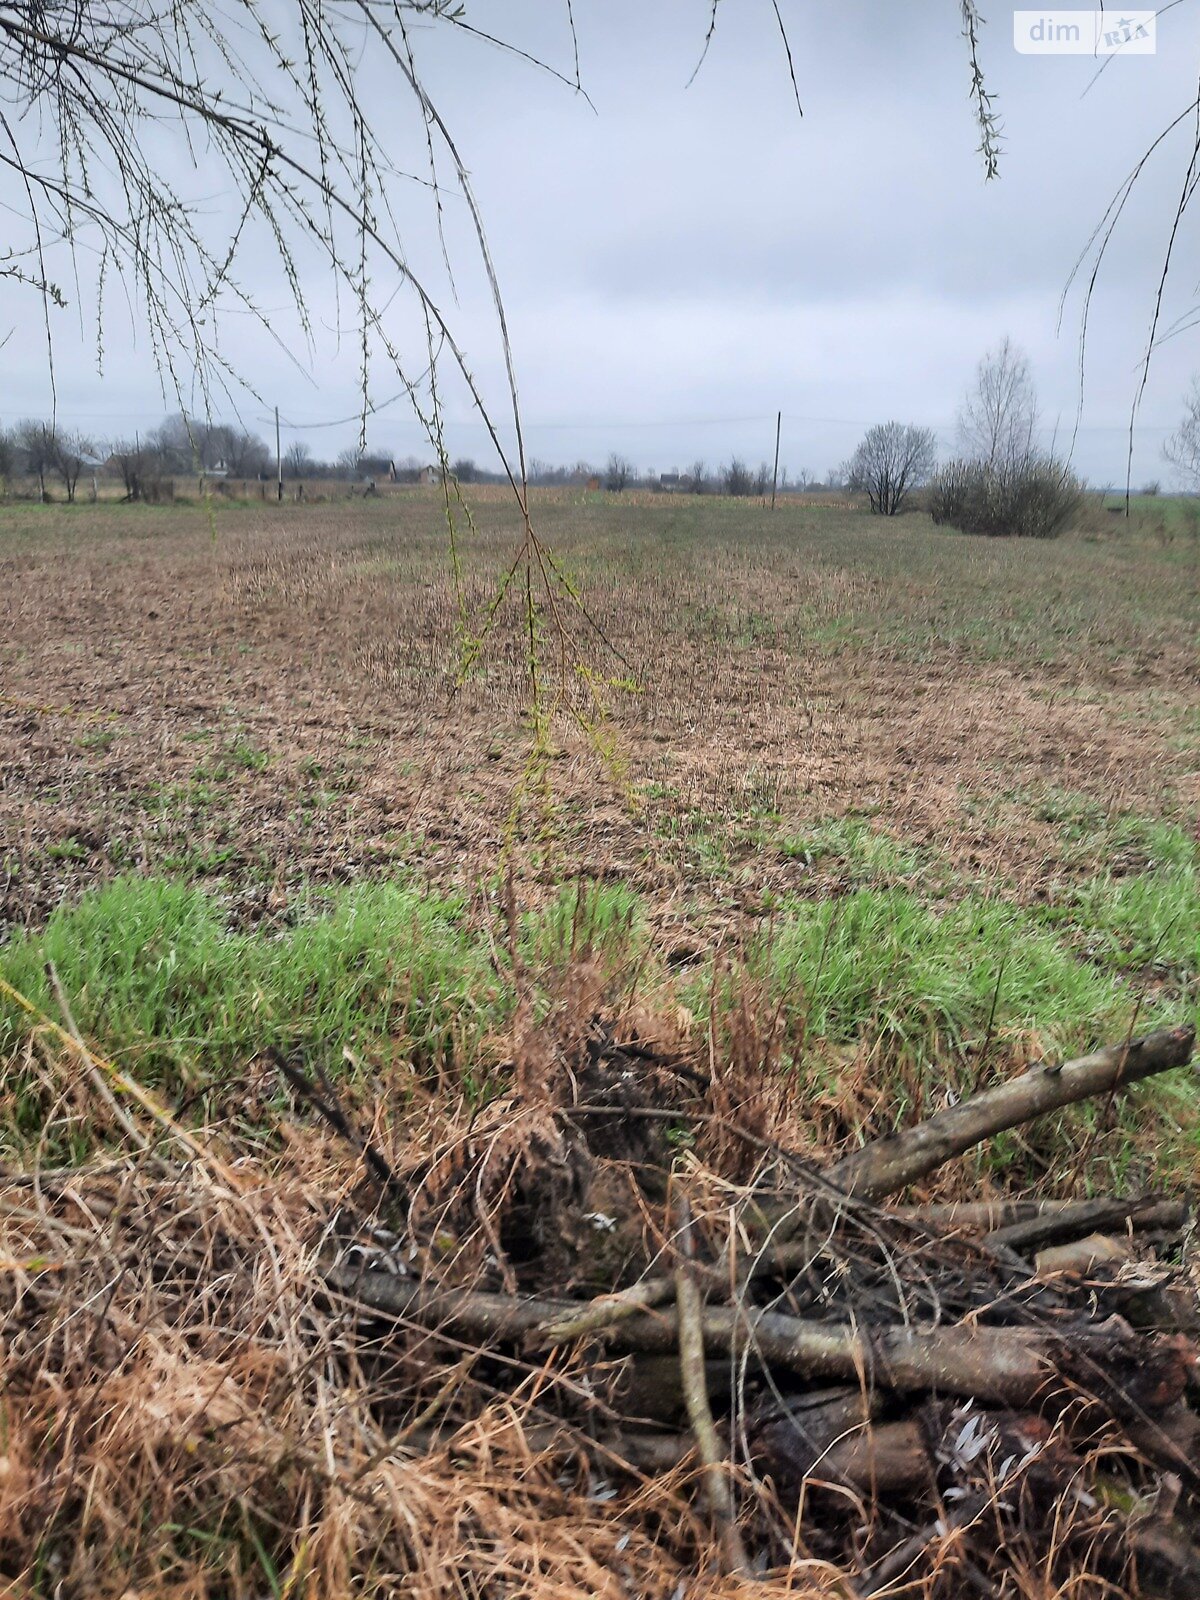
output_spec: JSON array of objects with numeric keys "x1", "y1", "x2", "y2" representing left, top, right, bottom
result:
[
  {"x1": 821, "y1": 1025, "x2": 1196, "y2": 1204},
  {"x1": 327, "y1": 1267, "x2": 1190, "y2": 1411},
  {"x1": 897, "y1": 1198, "x2": 1079, "y2": 1230},
  {"x1": 542, "y1": 1275, "x2": 677, "y2": 1343},
  {"x1": 989, "y1": 1196, "x2": 1186, "y2": 1255}
]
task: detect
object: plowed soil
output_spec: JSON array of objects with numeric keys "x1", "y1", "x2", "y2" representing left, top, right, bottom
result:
[{"x1": 2, "y1": 489, "x2": 1196, "y2": 932}]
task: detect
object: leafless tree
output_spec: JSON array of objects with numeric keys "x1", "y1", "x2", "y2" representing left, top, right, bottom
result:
[
  {"x1": 285, "y1": 441, "x2": 313, "y2": 479},
  {"x1": 0, "y1": 0, "x2": 549, "y2": 508},
  {"x1": 688, "y1": 460, "x2": 707, "y2": 495},
  {"x1": 723, "y1": 458, "x2": 753, "y2": 497},
  {"x1": 1163, "y1": 379, "x2": 1200, "y2": 490},
  {"x1": 605, "y1": 453, "x2": 632, "y2": 492},
  {"x1": 50, "y1": 430, "x2": 94, "y2": 503},
  {"x1": 956, "y1": 337, "x2": 1039, "y2": 472},
  {"x1": 109, "y1": 437, "x2": 149, "y2": 501},
  {"x1": 15, "y1": 418, "x2": 55, "y2": 501},
  {"x1": 847, "y1": 422, "x2": 937, "y2": 517}
]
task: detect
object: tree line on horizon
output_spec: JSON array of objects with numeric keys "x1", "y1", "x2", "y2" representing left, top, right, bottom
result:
[
  {"x1": 0, "y1": 408, "x2": 848, "y2": 503},
  {"x1": 1, "y1": 350, "x2": 1196, "y2": 521}
]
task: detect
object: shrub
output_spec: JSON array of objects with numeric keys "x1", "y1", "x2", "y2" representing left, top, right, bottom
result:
[
  {"x1": 924, "y1": 457, "x2": 974, "y2": 528},
  {"x1": 929, "y1": 454, "x2": 1082, "y2": 539}
]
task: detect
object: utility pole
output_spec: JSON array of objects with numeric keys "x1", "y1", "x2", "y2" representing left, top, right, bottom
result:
[
  {"x1": 770, "y1": 410, "x2": 782, "y2": 509},
  {"x1": 275, "y1": 406, "x2": 283, "y2": 502}
]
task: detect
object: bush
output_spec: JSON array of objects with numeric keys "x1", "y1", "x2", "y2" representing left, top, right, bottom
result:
[
  {"x1": 925, "y1": 458, "x2": 974, "y2": 528},
  {"x1": 929, "y1": 455, "x2": 1082, "y2": 539}
]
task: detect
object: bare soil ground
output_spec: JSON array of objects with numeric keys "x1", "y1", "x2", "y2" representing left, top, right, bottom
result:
[{"x1": 1, "y1": 489, "x2": 1197, "y2": 932}]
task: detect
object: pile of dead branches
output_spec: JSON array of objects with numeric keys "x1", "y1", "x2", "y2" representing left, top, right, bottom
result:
[{"x1": 2, "y1": 997, "x2": 1198, "y2": 1597}]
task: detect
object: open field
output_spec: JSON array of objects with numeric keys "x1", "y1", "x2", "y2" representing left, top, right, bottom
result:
[
  {"x1": 5, "y1": 489, "x2": 1200, "y2": 1597},
  {"x1": 2, "y1": 488, "x2": 1198, "y2": 925},
  {"x1": 2, "y1": 487, "x2": 1198, "y2": 1160}
]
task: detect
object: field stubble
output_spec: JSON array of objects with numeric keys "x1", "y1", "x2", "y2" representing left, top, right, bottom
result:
[{"x1": 0, "y1": 489, "x2": 1196, "y2": 936}]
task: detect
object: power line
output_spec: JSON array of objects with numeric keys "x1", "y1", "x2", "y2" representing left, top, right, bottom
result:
[
  {"x1": 0, "y1": 403, "x2": 1177, "y2": 436},
  {"x1": 258, "y1": 407, "x2": 1178, "y2": 435}
]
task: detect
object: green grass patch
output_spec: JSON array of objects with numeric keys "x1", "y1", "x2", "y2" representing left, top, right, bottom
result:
[
  {"x1": 2, "y1": 870, "x2": 1196, "y2": 1183},
  {"x1": 779, "y1": 817, "x2": 921, "y2": 880},
  {"x1": 0, "y1": 877, "x2": 507, "y2": 1103},
  {"x1": 752, "y1": 887, "x2": 1138, "y2": 1060},
  {"x1": 744, "y1": 885, "x2": 1196, "y2": 1187},
  {"x1": 1061, "y1": 842, "x2": 1200, "y2": 1004}
]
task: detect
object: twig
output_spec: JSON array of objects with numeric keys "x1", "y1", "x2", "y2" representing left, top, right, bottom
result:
[
  {"x1": 271, "y1": 1047, "x2": 403, "y2": 1198},
  {"x1": 673, "y1": 1195, "x2": 748, "y2": 1576},
  {"x1": 542, "y1": 1275, "x2": 677, "y2": 1343},
  {"x1": 988, "y1": 1196, "x2": 1185, "y2": 1255}
]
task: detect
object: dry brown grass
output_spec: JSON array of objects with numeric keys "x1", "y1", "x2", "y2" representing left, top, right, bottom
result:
[{"x1": 3, "y1": 966, "x2": 1190, "y2": 1599}]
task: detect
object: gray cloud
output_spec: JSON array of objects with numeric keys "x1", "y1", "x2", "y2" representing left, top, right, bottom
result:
[{"x1": 2, "y1": 1, "x2": 1199, "y2": 485}]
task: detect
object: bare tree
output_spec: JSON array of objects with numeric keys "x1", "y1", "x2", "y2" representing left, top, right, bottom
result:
[
  {"x1": 51, "y1": 430, "x2": 93, "y2": 503},
  {"x1": 688, "y1": 461, "x2": 707, "y2": 495},
  {"x1": 0, "y1": 3, "x2": 532, "y2": 472},
  {"x1": 723, "y1": 458, "x2": 753, "y2": 497},
  {"x1": 109, "y1": 437, "x2": 149, "y2": 502},
  {"x1": 957, "y1": 338, "x2": 1039, "y2": 472},
  {"x1": 1163, "y1": 380, "x2": 1200, "y2": 490},
  {"x1": 285, "y1": 441, "x2": 313, "y2": 479},
  {"x1": 605, "y1": 453, "x2": 632, "y2": 492},
  {"x1": 847, "y1": 422, "x2": 937, "y2": 517},
  {"x1": 15, "y1": 419, "x2": 55, "y2": 502}
]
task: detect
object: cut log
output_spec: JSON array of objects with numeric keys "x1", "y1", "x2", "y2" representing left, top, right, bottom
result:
[
  {"x1": 821, "y1": 1025, "x2": 1195, "y2": 1204},
  {"x1": 1128, "y1": 1524, "x2": 1200, "y2": 1599},
  {"x1": 615, "y1": 1353, "x2": 732, "y2": 1424},
  {"x1": 758, "y1": 1414, "x2": 932, "y2": 1498},
  {"x1": 749, "y1": 1388, "x2": 880, "y2": 1499}
]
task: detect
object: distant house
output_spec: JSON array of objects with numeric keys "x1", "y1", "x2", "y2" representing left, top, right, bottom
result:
[
  {"x1": 391, "y1": 462, "x2": 440, "y2": 486},
  {"x1": 659, "y1": 472, "x2": 681, "y2": 493}
]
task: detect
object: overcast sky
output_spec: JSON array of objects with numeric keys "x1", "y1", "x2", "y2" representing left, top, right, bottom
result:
[{"x1": 5, "y1": 2, "x2": 1200, "y2": 485}]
